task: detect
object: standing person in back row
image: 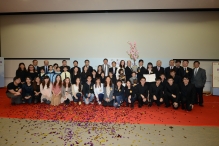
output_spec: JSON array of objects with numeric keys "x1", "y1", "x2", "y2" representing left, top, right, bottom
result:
[
  {"x1": 175, "y1": 60, "x2": 183, "y2": 77},
  {"x1": 180, "y1": 60, "x2": 192, "y2": 80},
  {"x1": 60, "y1": 60, "x2": 71, "y2": 72},
  {"x1": 102, "y1": 58, "x2": 110, "y2": 77},
  {"x1": 165, "y1": 60, "x2": 176, "y2": 78},
  {"x1": 70, "y1": 60, "x2": 81, "y2": 74},
  {"x1": 125, "y1": 60, "x2": 133, "y2": 82},
  {"x1": 109, "y1": 61, "x2": 117, "y2": 78},
  {"x1": 191, "y1": 61, "x2": 206, "y2": 107},
  {"x1": 41, "y1": 60, "x2": 49, "y2": 74},
  {"x1": 32, "y1": 60, "x2": 40, "y2": 74},
  {"x1": 153, "y1": 60, "x2": 165, "y2": 78},
  {"x1": 137, "y1": 59, "x2": 146, "y2": 82},
  {"x1": 82, "y1": 60, "x2": 93, "y2": 73}
]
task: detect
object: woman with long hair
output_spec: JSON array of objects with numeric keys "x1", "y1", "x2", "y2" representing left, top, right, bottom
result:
[
  {"x1": 72, "y1": 77, "x2": 83, "y2": 105},
  {"x1": 113, "y1": 80, "x2": 125, "y2": 108},
  {"x1": 81, "y1": 66, "x2": 91, "y2": 85},
  {"x1": 16, "y1": 63, "x2": 27, "y2": 83},
  {"x1": 32, "y1": 76, "x2": 41, "y2": 103},
  {"x1": 70, "y1": 66, "x2": 80, "y2": 84},
  {"x1": 103, "y1": 76, "x2": 115, "y2": 107},
  {"x1": 22, "y1": 77, "x2": 34, "y2": 104},
  {"x1": 96, "y1": 65, "x2": 104, "y2": 78},
  {"x1": 116, "y1": 60, "x2": 126, "y2": 80},
  {"x1": 93, "y1": 78, "x2": 104, "y2": 105},
  {"x1": 51, "y1": 75, "x2": 62, "y2": 106},
  {"x1": 27, "y1": 64, "x2": 38, "y2": 82},
  {"x1": 125, "y1": 80, "x2": 135, "y2": 108},
  {"x1": 61, "y1": 77, "x2": 72, "y2": 105},
  {"x1": 40, "y1": 76, "x2": 52, "y2": 104}
]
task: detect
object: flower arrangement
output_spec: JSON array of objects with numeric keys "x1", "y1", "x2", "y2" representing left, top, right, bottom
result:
[{"x1": 127, "y1": 41, "x2": 139, "y2": 65}]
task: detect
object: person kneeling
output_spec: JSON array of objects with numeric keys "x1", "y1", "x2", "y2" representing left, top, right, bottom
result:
[
  {"x1": 6, "y1": 77, "x2": 22, "y2": 105},
  {"x1": 180, "y1": 76, "x2": 195, "y2": 111},
  {"x1": 61, "y1": 77, "x2": 72, "y2": 105},
  {"x1": 164, "y1": 77, "x2": 179, "y2": 109},
  {"x1": 22, "y1": 77, "x2": 34, "y2": 104},
  {"x1": 94, "y1": 78, "x2": 104, "y2": 105},
  {"x1": 103, "y1": 76, "x2": 115, "y2": 107},
  {"x1": 136, "y1": 77, "x2": 149, "y2": 108},
  {"x1": 72, "y1": 77, "x2": 83, "y2": 105},
  {"x1": 82, "y1": 76, "x2": 95, "y2": 105},
  {"x1": 125, "y1": 80, "x2": 136, "y2": 108},
  {"x1": 40, "y1": 76, "x2": 52, "y2": 104},
  {"x1": 149, "y1": 77, "x2": 164, "y2": 107},
  {"x1": 113, "y1": 80, "x2": 125, "y2": 108}
]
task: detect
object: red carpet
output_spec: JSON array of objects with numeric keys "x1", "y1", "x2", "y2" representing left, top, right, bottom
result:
[{"x1": 0, "y1": 88, "x2": 219, "y2": 126}]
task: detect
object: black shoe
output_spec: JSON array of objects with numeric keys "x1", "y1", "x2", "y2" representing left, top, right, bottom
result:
[
  {"x1": 11, "y1": 102, "x2": 16, "y2": 105},
  {"x1": 138, "y1": 104, "x2": 142, "y2": 108},
  {"x1": 165, "y1": 105, "x2": 170, "y2": 108},
  {"x1": 126, "y1": 103, "x2": 129, "y2": 107},
  {"x1": 148, "y1": 102, "x2": 152, "y2": 107},
  {"x1": 181, "y1": 106, "x2": 185, "y2": 110},
  {"x1": 199, "y1": 104, "x2": 204, "y2": 107}
]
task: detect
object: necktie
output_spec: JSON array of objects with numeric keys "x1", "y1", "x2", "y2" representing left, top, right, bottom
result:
[
  {"x1": 65, "y1": 72, "x2": 67, "y2": 79},
  {"x1": 113, "y1": 68, "x2": 115, "y2": 74},
  {"x1": 158, "y1": 67, "x2": 160, "y2": 71},
  {"x1": 45, "y1": 66, "x2": 48, "y2": 73},
  {"x1": 104, "y1": 65, "x2": 107, "y2": 76},
  {"x1": 184, "y1": 68, "x2": 186, "y2": 75},
  {"x1": 194, "y1": 68, "x2": 197, "y2": 76}
]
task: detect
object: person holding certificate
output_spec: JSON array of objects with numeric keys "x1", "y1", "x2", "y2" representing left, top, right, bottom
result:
[{"x1": 145, "y1": 62, "x2": 156, "y2": 89}]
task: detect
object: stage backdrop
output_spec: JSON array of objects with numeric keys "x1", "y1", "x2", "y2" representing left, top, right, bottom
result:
[
  {"x1": 70, "y1": 58, "x2": 171, "y2": 70},
  {"x1": 0, "y1": 57, "x2": 4, "y2": 87}
]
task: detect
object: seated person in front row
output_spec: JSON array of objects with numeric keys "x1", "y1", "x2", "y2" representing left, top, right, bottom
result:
[
  {"x1": 103, "y1": 76, "x2": 115, "y2": 107},
  {"x1": 180, "y1": 76, "x2": 195, "y2": 111},
  {"x1": 51, "y1": 75, "x2": 62, "y2": 106},
  {"x1": 149, "y1": 77, "x2": 163, "y2": 107},
  {"x1": 72, "y1": 77, "x2": 83, "y2": 105},
  {"x1": 109, "y1": 71, "x2": 116, "y2": 85},
  {"x1": 136, "y1": 77, "x2": 148, "y2": 108},
  {"x1": 82, "y1": 76, "x2": 95, "y2": 105},
  {"x1": 40, "y1": 76, "x2": 52, "y2": 104},
  {"x1": 113, "y1": 80, "x2": 125, "y2": 108},
  {"x1": 164, "y1": 77, "x2": 179, "y2": 109},
  {"x1": 129, "y1": 72, "x2": 138, "y2": 84},
  {"x1": 125, "y1": 80, "x2": 136, "y2": 108},
  {"x1": 33, "y1": 76, "x2": 41, "y2": 103},
  {"x1": 22, "y1": 77, "x2": 34, "y2": 104},
  {"x1": 94, "y1": 78, "x2": 104, "y2": 105},
  {"x1": 61, "y1": 77, "x2": 72, "y2": 105},
  {"x1": 6, "y1": 77, "x2": 22, "y2": 105}
]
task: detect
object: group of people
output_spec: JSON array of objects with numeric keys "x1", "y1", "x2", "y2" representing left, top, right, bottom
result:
[{"x1": 6, "y1": 58, "x2": 206, "y2": 111}]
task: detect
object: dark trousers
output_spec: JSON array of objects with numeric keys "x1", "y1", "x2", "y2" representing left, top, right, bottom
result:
[
  {"x1": 195, "y1": 87, "x2": 204, "y2": 104},
  {"x1": 103, "y1": 99, "x2": 114, "y2": 107},
  {"x1": 33, "y1": 94, "x2": 41, "y2": 103},
  {"x1": 164, "y1": 95, "x2": 178, "y2": 109},
  {"x1": 73, "y1": 93, "x2": 82, "y2": 102},
  {"x1": 149, "y1": 95, "x2": 162, "y2": 106},
  {"x1": 137, "y1": 95, "x2": 148, "y2": 106},
  {"x1": 6, "y1": 93, "x2": 22, "y2": 104},
  {"x1": 98, "y1": 94, "x2": 104, "y2": 102},
  {"x1": 125, "y1": 95, "x2": 135, "y2": 106},
  {"x1": 181, "y1": 97, "x2": 192, "y2": 111},
  {"x1": 24, "y1": 97, "x2": 32, "y2": 104}
]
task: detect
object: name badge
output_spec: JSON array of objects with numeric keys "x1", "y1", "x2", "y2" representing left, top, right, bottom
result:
[
  {"x1": 119, "y1": 89, "x2": 121, "y2": 92},
  {"x1": 186, "y1": 70, "x2": 189, "y2": 73},
  {"x1": 130, "y1": 90, "x2": 132, "y2": 93},
  {"x1": 99, "y1": 89, "x2": 102, "y2": 92},
  {"x1": 90, "y1": 87, "x2": 92, "y2": 89},
  {"x1": 138, "y1": 69, "x2": 140, "y2": 72},
  {"x1": 110, "y1": 88, "x2": 112, "y2": 91}
]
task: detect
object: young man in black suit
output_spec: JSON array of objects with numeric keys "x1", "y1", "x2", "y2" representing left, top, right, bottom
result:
[
  {"x1": 60, "y1": 60, "x2": 71, "y2": 72},
  {"x1": 164, "y1": 77, "x2": 180, "y2": 109},
  {"x1": 180, "y1": 60, "x2": 192, "y2": 80},
  {"x1": 136, "y1": 77, "x2": 148, "y2": 108},
  {"x1": 153, "y1": 60, "x2": 165, "y2": 78},
  {"x1": 175, "y1": 60, "x2": 183, "y2": 77},
  {"x1": 170, "y1": 69, "x2": 181, "y2": 87},
  {"x1": 191, "y1": 61, "x2": 206, "y2": 106},
  {"x1": 41, "y1": 60, "x2": 49, "y2": 74},
  {"x1": 137, "y1": 59, "x2": 146, "y2": 82},
  {"x1": 180, "y1": 76, "x2": 195, "y2": 111},
  {"x1": 109, "y1": 61, "x2": 117, "y2": 78},
  {"x1": 125, "y1": 60, "x2": 133, "y2": 81},
  {"x1": 70, "y1": 60, "x2": 81, "y2": 74},
  {"x1": 82, "y1": 59, "x2": 93, "y2": 73},
  {"x1": 165, "y1": 60, "x2": 176, "y2": 78},
  {"x1": 32, "y1": 59, "x2": 40, "y2": 74}
]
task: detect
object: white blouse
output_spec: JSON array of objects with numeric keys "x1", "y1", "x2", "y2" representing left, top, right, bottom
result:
[
  {"x1": 40, "y1": 83, "x2": 52, "y2": 97},
  {"x1": 93, "y1": 83, "x2": 104, "y2": 97}
]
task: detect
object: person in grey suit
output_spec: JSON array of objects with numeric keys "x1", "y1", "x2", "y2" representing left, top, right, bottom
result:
[
  {"x1": 102, "y1": 58, "x2": 110, "y2": 77},
  {"x1": 191, "y1": 61, "x2": 206, "y2": 106},
  {"x1": 103, "y1": 76, "x2": 115, "y2": 107}
]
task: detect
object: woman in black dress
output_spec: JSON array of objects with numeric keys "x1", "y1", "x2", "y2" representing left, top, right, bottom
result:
[{"x1": 16, "y1": 63, "x2": 27, "y2": 84}]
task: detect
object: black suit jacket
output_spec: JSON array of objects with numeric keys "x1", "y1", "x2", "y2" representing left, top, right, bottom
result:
[
  {"x1": 137, "y1": 66, "x2": 146, "y2": 81},
  {"x1": 109, "y1": 67, "x2": 117, "y2": 77},
  {"x1": 175, "y1": 66, "x2": 183, "y2": 77},
  {"x1": 165, "y1": 66, "x2": 177, "y2": 78},
  {"x1": 153, "y1": 66, "x2": 165, "y2": 78},
  {"x1": 125, "y1": 66, "x2": 133, "y2": 81},
  {"x1": 172, "y1": 75, "x2": 182, "y2": 86},
  {"x1": 82, "y1": 66, "x2": 93, "y2": 74},
  {"x1": 34, "y1": 66, "x2": 40, "y2": 74},
  {"x1": 179, "y1": 67, "x2": 192, "y2": 80},
  {"x1": 70, "y1": 66, "x2": 81, "y2": 74},
  {"x1": 60, "y1": 66, "x2": 71, "y2": 72},
  {"x1": 179, "y1": 83, "x2": 195, "y2": 104},
  {"x1": 41, "y1": 66, "x2": 49, "y2": 74}
]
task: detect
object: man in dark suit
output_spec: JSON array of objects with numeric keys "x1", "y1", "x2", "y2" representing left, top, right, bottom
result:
[
  {"x1": 175, "y1": 60, "x2": 183, "y2": 77},
  {"x1": 41, "y1": 60, "x2": 49, "y2": 74},
  {"x1": 137, "y1": 59, "x2": 146, "y2": 82},
  {"x1": 165, "y1": 60, "x2": 176, "y2": 78},
  {"x1": 82, "y1": 59, "x2": 93, "y2": 73},
  {"x1": 109, "y1": 61, "x2": 117, "y2": 78},
  {"x1": 125, "y1": 60, "x2": 133, "y2": 81},
  {"x1": 70, "y1": 60, "x2": 81, "y2": 74},
  {"x1": 180, "y1": 76, "x2": 195, "y2": 111},
  {"x1": 191, "y1": 61, "x2": 206, "y2": 106},
  {"x1": 32, "y1": 60, "x2": 40, "y2": 74},
  {"x1": 153, "y1": 60, "x2": 165, "y2": 78},
  {"x1": 60, "y1": 60, "x2": 70, "y2": 72},
  {"x1": 179, "y1": 60, "x2": 192, "y2": 80},
  {"x1": 102, "y1": 58, "x2": 110, "y2": 76},
  {"x1": 170, "y1": 69, "x2": 181, "y2": 87}
]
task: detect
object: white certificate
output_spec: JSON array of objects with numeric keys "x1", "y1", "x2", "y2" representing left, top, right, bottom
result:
[{"x1": 143, "y1": 74, "x2": 156, "y2": 82}]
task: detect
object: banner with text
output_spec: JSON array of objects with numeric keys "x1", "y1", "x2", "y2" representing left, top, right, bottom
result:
[{"x1": 0, "y1": 57, "x2": 4, "y2": 87}]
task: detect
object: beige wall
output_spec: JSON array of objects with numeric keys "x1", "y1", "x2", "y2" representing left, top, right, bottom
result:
[
  {"x1": 0, "y1": 0, "x2": 219, "y2": 12},
  {"x1": 1, "y1": 12, "x2": 219, "y2": 59}
]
